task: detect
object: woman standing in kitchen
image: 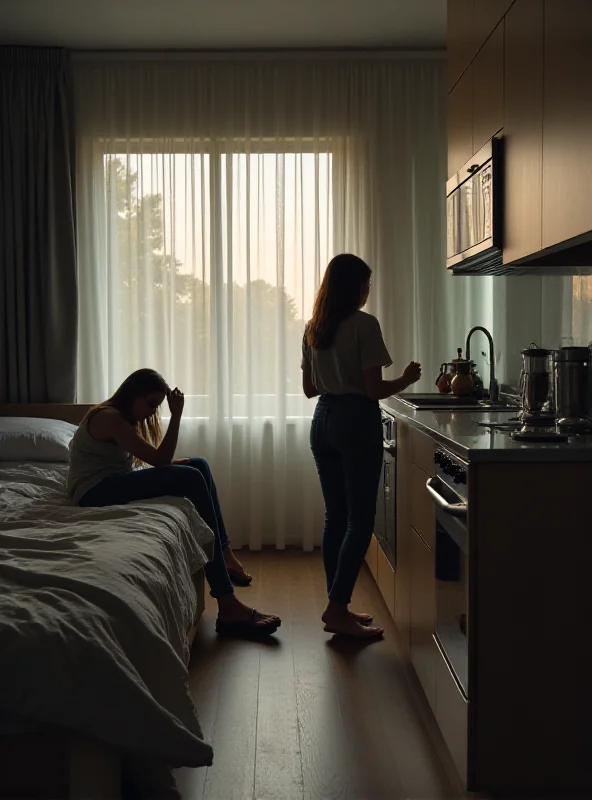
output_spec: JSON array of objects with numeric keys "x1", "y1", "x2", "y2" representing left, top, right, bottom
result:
[{"x1": 302, "y1": 254, "x2": 421, "y2": 640}]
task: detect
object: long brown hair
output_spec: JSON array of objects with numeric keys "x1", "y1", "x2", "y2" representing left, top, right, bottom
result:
[
  {"x1": 307, "y1": 254, "x2": 372, "y2": 349},
  {"x1": 83, "y1": 368, "x2": 169, "y2": 465}
]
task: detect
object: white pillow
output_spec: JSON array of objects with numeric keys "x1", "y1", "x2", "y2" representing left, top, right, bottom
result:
[{"x1": 0, "y1": 417, "x2": 78, "y2": 462}]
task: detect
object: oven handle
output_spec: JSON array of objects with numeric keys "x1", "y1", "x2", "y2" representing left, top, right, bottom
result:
[{"x1": 426, "y1": 476, "x2": 468, "y2": 519}]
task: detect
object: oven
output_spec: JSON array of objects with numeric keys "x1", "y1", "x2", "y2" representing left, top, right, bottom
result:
[
  {"x1": 375, "y1": 411, "x2": 397, "y2": 568},
  {"x1": 426, "y1": 447, "x2": 469, "y2": 699}
]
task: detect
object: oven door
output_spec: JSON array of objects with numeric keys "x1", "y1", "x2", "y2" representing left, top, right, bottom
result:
[{"x1": 426, "y1": 476, "x2": 469, "y2": 699}]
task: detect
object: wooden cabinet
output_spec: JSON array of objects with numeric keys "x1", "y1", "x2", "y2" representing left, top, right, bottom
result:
[
  {"x1": 365, "y1": 533, "x2": 378, "y2": 582},
  {"x1": 503, "y1": 0, "x2": 544, "y2": 264},
  {"x1": 411, "y1": 428, "x2": 435, "y2": 475},
  {"x1": 542, "y1": 0, "x2": 592, "y2": 250},
  {"x1": 410, "y1": 526, "x2": 436, "y2": 710},
  {"x1": 473, "y1": 0, "x2": 513, "y2": 52},
  {"x1": 447, "y1": 0, "x2": 474, "y2": 90},
  {"x1": 472, "y1": 19, "x2": 504, "y2": 154},
  {"x1": 448, "y1": 3, "x2": 505, "y2": 179},
  {"x1": 448, "y1": 67, "x2": 474, "y2": 178},
  {"x1": 376, "y1": 542, "x2": 395, "y2": 618},
  {"x1": 434, "y1": 646, "x2": 468, "y2": 782},
  {"x1": 395, "y1": 420, "x2": 412, "y2": 652},
  {"x1": 411, "y1": 463, "x2": 435, "y2": 548}
]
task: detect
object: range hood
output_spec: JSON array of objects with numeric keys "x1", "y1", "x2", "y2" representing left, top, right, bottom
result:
[
  {"x1": 452, "y1": 230, "x2": 592, "y2": 276},
  {"x1": 496, "y1": 233, "x2": 592, "y2": 276}
]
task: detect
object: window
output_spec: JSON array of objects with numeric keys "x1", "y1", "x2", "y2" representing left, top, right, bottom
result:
[{"x1": 101, "y1": 139, "x2": 333, "y2": 417}]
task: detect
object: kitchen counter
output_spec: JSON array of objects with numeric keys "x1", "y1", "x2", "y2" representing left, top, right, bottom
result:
[{"x1": 382, "y1": 396, "x2": 592, "y2": 463}]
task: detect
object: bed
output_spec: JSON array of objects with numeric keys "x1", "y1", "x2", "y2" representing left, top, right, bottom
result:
[{"x1": 0, "y1": 403, "x2": 213, "y2": 799}]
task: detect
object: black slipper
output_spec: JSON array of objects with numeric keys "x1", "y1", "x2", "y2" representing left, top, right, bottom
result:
[
  {"x1": 215, "y1": 608, "x2": 281, "y2": 639},
  {"x1": 227, "y1": 567, "x2": 253, "y2": 587}
]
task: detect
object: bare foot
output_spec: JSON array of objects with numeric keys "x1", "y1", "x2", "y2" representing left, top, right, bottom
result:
[
  {"x1": 322, "y1": 605, "x2": 383, "y2": 640},
  {"x1": 224, "y1": 546, "x2": 252, "y2": 582},
  {"x1": 350, "y1": 611, "x2": 373, "y2": 626},
  {"x1": 217, "y1": 594, "x2": 280, "y2": 627}
]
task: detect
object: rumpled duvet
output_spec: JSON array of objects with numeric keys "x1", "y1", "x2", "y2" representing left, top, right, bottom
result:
[{"x1": 0, "y1": 462, "x2": 214, "y2": 767}]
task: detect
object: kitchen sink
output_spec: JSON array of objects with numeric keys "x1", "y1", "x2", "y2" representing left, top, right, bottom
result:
[{"x1": 397, "y1": 393, "x2": 519, "y2": 412}]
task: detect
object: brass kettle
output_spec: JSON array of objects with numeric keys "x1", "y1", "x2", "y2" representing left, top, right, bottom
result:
[
  {"x1": 435, "y1": 362, "x2": 453, "y2": 394},
  {"x1": 450, "y1": 359, "x2": 475, "y2": 397}
]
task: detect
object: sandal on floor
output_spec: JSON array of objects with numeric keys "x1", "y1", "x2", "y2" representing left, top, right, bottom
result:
[
  {"x1": 215, "y1": 608, "x2": 281, "y2": 638},
  {"x1": 227, "y1": 567, "x2": 253, "y2": 587}
]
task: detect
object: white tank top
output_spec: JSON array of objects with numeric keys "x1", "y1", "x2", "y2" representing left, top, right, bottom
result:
[{"x1": 67, "y1": 410, "x2": 134, "y2": 504}]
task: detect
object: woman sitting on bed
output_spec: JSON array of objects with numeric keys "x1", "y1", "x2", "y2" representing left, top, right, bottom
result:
[{"x1": 67, "y1": 368, "x2": 280, "y2": 639}]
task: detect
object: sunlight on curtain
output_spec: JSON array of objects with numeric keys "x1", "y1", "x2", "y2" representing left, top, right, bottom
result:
[
  {"x1": 74, "y1": 55, "x2": 446, "y2": 548},
  {"x1": 79, "y1": 137, "x2": 332, "y2": 548}
]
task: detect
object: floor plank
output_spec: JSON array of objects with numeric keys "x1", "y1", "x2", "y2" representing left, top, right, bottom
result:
[
  {"x1": 176, "y1": 550, "x2": 459, "y2": 800},
  {"x1": 291, "y1": 555, "x2": 355, "y2": 800},
  {"x1": 253, "y1": 554, "x2": 303, "y2": 800}
]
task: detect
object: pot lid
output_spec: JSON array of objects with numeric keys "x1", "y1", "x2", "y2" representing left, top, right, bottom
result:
[
  {"x1": 555, "y1": 346, "x2": 590, "y2": 362},
  {"x1": 521, "y1": 342, "x2": 550, "y2": 357}
]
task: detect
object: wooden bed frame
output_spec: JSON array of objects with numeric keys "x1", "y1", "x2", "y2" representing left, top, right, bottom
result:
[{"x1": 0, "y1": 403, "x2": 206, "y2": 800}]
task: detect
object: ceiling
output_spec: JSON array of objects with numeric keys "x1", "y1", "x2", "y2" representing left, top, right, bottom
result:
[{"x1": 0, "y1": 0, "x2": 446, "y2": 50}]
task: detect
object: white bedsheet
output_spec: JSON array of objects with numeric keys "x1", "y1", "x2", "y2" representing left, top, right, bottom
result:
[{"x1": 0, "y1": 462, "x2": 214, "y2": 767}]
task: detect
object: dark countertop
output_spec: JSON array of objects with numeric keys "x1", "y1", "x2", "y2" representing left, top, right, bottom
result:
[{"x1": 381, "y1": 396, "x2": 592, "y2": 463}]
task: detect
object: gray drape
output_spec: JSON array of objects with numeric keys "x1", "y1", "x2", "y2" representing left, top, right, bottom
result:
[{"x1": 0, "y1": 47, "x2": 77, "y2": 403}]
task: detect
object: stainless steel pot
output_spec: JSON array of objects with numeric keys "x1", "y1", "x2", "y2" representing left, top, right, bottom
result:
[{"x1": 554, "y1": 346, "x2": 591, "y2": 431}]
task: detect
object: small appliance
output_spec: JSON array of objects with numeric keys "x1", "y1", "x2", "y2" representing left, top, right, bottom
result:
[
  {"x1": 554, "y1": 347, "x2": 592, "y2": 434},
  {"x1": 518, "y1": 344, "x2": 555, "y2": 425}
]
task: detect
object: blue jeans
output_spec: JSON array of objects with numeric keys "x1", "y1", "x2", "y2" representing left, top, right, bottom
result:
[
  {"x1": 79, "y1": 457, "x2": 234, "y2": 599},
  {"x1": 310, "y1": 394, "x2": 383, "y2": 605}
]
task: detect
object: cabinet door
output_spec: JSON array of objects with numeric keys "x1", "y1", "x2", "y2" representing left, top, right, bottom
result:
[
  {"x1": 374, "y1": 458, "x2": 386, "y2": 550},
  {"x1": 542, "y1": 0, "x2": 592, "y2": 249},
  {"x1": 395, "y1": 421, "x2": 412, "y2": 652},
  {"x1": 411, "y1": 463, "x2": 435, "y2": 548},
  {"x1": 434, "y1": 647, "x2": 468, "y2": 783},
  {"x1": 472, "y1": 19, "x2": 504, "y2": 154},
  {"x1": 365, "y1": 533, "x2": 378, "y2": 582},
  {"x1": 410, "y1": 526, "x2": 436, "y2": 710},
  {"x1": 448, "y1": 66, "x2": 474, "y2": 178},
  {"x1": 448, "y1": 0, "x2": 474, "y2": 90},
  {"x1": 473, "y1": 0, "x2": 514, "y2": 53},
  {"x1": 503, "y1": 0, "x2": 544, "y2": 264},
  {"x1": 377, "y1": 540, "x2": 395, "y2": 619}
]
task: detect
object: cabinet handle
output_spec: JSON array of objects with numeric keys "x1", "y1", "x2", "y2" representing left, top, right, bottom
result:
[
  {"x1": 384, "y1": 462, "x2": 390, "y2": 497},
  {"x1": 426, "y1": 476, "x2": 467, "y2": 519}
]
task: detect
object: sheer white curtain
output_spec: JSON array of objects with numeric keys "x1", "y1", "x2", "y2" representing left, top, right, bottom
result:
[{"x1": 73, "y1": 53, "x2": 446, "y2": 549}]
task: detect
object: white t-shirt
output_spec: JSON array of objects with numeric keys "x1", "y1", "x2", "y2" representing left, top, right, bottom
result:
[{"x1": 301, "y1": 310, "x2": 392, "y2": 396}]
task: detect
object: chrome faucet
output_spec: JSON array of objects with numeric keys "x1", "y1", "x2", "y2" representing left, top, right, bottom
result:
[{"x1": 465, "y1": 326, "x2": 499, "y2": 404}]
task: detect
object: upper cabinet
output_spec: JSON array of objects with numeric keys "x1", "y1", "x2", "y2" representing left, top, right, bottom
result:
[
  {"x1": 448, "y1": 0, "x2": 592, "y2": 270},
  {"x1": 447, "y1": 0, "x2": 474, "y2": 90},
  {"x1": 447, "y1": 3, "x2": 504, "y2": 179},
  {"x1": 542, "y1": 0, "x2": 592, "y2": 250},
  {"x1": 472, "y1": 20, "x2": 504, "y2": 154},
  {"x1": 503, "y1": 0, "x2": 544, "y2": 263},
  {"x1": 473, "y1": 0, "x2": 514, "y2": 52},
  {"x1": 448, "y1": 67, "x2": 474, "y2": 178}
]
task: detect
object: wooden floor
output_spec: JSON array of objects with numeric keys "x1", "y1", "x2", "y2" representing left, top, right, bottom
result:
[{"x1": 175, "y1": 550, "x2": 461, "y2": 800}]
